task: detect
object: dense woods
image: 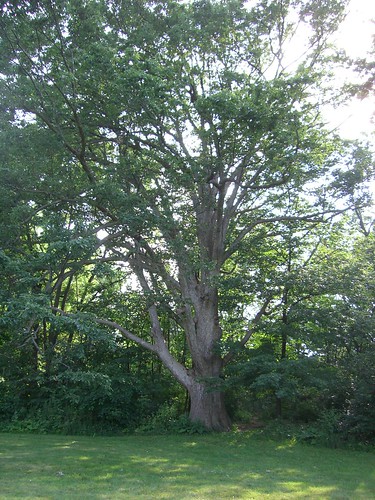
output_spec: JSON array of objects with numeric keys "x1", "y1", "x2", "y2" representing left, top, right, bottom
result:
[{"x1": 0, "y1": 0, "x2": 374, "y2": 442}]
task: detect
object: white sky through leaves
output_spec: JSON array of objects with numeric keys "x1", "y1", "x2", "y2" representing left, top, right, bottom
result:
[{"x1": 330, "y1": 0, "x2": 375, "y2": 140}]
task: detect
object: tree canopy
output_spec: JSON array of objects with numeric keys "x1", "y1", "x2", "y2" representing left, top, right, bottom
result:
[{"x1": 0, "y1": 0, "x2": 373, "y2": 431}]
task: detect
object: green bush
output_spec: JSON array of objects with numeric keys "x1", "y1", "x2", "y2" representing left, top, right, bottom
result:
[
  {"x1": 0, "y1": 367, "x2": 184, "y2": 435},
  {"x1": 297, "y1": 410, "x2": 345, "y2": 448},
  {"x1": 135, "y1": 402, "x2": 208, "y2": 435}
]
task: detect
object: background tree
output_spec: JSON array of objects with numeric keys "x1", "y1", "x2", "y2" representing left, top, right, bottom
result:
[{"x1": 225, "y1": 217, "x2": 375, "y2": 444}]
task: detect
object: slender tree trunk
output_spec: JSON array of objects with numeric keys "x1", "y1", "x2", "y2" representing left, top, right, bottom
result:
[{"x1": 276, "y1": 286, "x2": 289, "y2": 418}]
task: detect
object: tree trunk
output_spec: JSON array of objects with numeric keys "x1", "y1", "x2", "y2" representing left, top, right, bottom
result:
[
  {"x1": 188, "y1": 380, "x2": 231, "y2": 431},
  {"x1": 181, "y1": 283, "x2": 231, "y2": 430},
  {"x1": 156, "y1": 339, "x2": 232, "y2": 431}
]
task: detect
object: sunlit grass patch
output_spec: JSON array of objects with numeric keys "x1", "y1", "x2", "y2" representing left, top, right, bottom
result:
[{"x1": 0, "y1": 432, "x2": 374, "y2": 499}]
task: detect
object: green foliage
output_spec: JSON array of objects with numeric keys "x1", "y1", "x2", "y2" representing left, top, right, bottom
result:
[
  {"x1": 0, "y1": 367, "x2": 181, "y2": 435},
  {"x1": 226, "y1": 340, "x2": 347, "y2": 421},
  {"x1": 0, "y1": 0, "x2": 373, "y2": 435},
  {"x1": 343, "y1": 349, "x2": 375, "y2": 444},
  {"x1": 297, "y1": 410, "x2": 346, "y2": 448},
  {"x1": 135, "y1": 402, "x2": 208, "y2": 435}
]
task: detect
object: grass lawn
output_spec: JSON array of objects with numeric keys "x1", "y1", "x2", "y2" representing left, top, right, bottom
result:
[{"x1": 0, "y1": 432, "x2": 374, "y2": 499}]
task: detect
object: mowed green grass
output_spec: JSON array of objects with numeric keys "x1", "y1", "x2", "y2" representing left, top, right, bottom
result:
[{"x1": 0, "y1": 432, "x2": 374, "y2": 499}]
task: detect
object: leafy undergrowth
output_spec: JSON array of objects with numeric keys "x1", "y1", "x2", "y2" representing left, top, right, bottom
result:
[{"x1": 0, "y1": 432, "x2": 374, "y2": 499}]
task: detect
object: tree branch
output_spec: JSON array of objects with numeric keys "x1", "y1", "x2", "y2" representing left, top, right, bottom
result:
[
  {"x1": 52, "y1": 307, "x2": 156, "y2": 352},
  {"x1": 223, "y1": 297, "x2": 272, "y2": 365}
]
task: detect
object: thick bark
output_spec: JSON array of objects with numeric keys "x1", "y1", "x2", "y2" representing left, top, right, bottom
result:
[
  {"x1": 150, "y1": 277, "x2": 232, "y2": 431},
  {"x1": 155, "y1": 335, "x2": 231, "y2": 431},
  {"x1": 188, "y1": 380, "x2": 231, "y2": 431},
  {"x1": 178, "y1": 279, "x2": 232, "y2": 430}
]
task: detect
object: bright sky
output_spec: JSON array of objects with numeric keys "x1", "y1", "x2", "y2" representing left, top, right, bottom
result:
[{"x1": 330, "y1": 0, "x2": 375, "y2": 140}]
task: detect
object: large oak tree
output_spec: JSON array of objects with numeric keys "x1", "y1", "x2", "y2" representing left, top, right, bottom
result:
[{"x1": 0, "y1": 0, "x2": 372, "y2": 430}]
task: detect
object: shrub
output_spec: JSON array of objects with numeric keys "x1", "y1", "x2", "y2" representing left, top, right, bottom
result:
[{"x1": 135, "y1": 402, "x2": 208, "y2": 435}]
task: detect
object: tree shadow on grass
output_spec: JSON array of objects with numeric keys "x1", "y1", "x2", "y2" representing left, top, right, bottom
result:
[{"x1": 0, "y1": 433, "x2": 374, "y2": 498}]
